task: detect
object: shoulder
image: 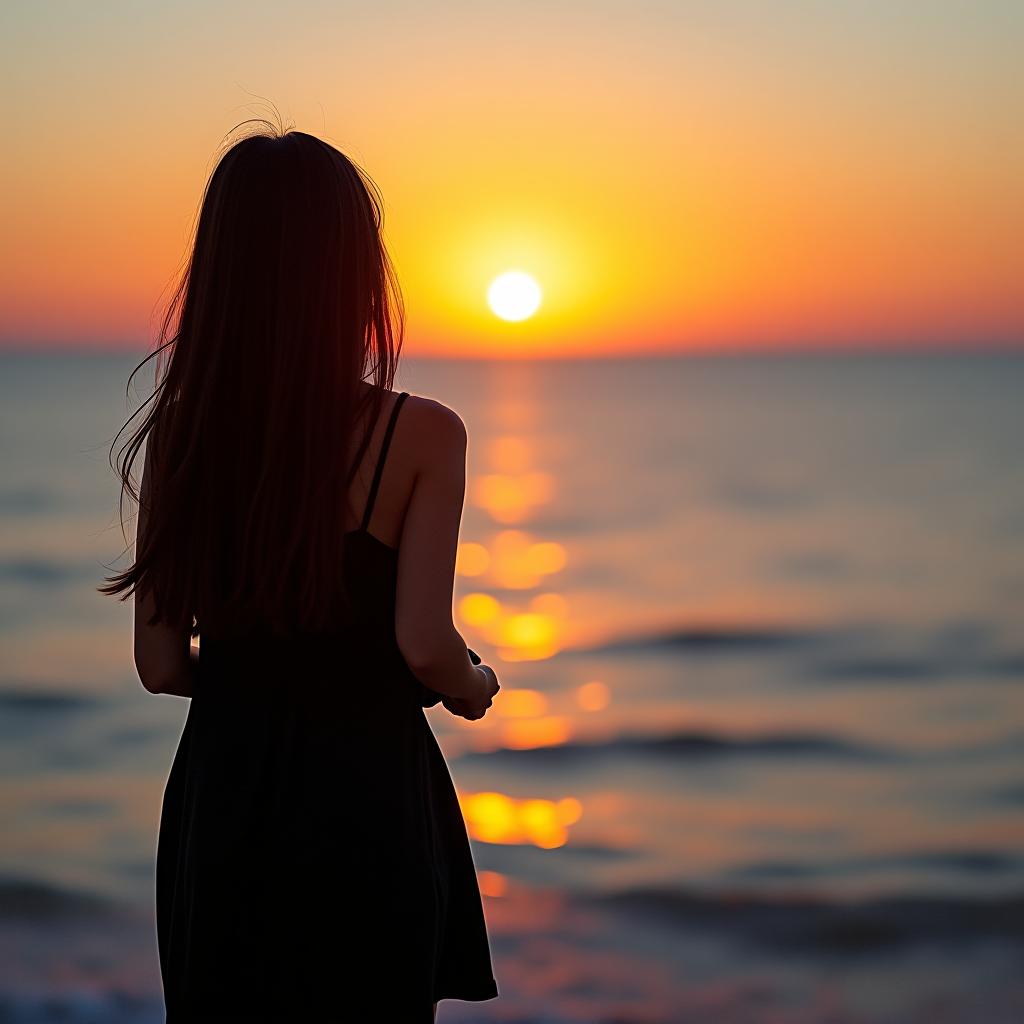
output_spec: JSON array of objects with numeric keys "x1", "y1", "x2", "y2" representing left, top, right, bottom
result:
[{"x1": 398, "y1": 394, "x2": 467, "y2": 453}]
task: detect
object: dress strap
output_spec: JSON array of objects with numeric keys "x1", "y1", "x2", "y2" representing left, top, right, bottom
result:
[{"x1": 360, "y1": 391, "x2": 409, "y2": 532}]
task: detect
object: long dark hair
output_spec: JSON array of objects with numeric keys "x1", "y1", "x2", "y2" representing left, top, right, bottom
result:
[{"x1": 98, "y1": 118, "x2": 405, "y2": 637}]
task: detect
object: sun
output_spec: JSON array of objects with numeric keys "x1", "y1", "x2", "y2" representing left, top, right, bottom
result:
[{"x1": 487, "y1": 271, "x2": 542, "y2": 322}]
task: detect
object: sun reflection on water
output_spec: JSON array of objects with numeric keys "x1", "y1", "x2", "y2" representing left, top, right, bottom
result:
[
  {"x1": 461, "y1": 792, "x2": 583, "y2": 849},
  {"x1": 448, "y1": 404, "x2": 605, "y2": 847},
  {"x1": 455, "y1": 413, "x2": 574, "y2": 665}
]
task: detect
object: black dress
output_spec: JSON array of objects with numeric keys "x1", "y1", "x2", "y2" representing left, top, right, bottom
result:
[{"x1": 155, "y1": 391, "x2": 499, "y2": 1021}]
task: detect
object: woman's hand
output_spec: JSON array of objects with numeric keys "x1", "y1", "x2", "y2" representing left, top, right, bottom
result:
[{"x1": 443, "y1": 664, "x2": 500, "y2": 721}]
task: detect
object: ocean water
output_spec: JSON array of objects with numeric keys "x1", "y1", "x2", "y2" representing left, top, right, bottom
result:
[{"x1": 1, "y1": 351, "x2": 1022, "y2": 1023}]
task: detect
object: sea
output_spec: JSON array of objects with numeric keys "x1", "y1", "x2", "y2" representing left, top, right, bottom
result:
[{"x1": 1, "y1": 350, "x2": 1022, "y2": 1023}]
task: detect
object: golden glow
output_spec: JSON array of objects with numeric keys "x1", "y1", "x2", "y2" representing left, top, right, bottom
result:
[
  {"x1": 461, "y1": 790, "x2": 583, "y2": 848},
  {"x1": 455, "y1": 591, "x2": 567, "y2": 660},
  {"x1": 409, "y1": 205, "x2": 611, "y2": 356},
  {"x1": 479, "y1": 530, "x2": 565, "y2": 589},
  {"x1": 496, "y1": 688, "x2": 549, "y2": 718},
  {"x1": 500, "y1": 716, "x2": 572, "y2": 749},
  {"x1": 576, "y1": 680, "x2": 611, "y2": 711},
  {"x1": 472, "y1": 472, "x2": 554, "y2": 524},
  {"x1": 497, "y1": 613, "x2": 559, "y2": 661},
  {"x1": 527, "y1": 545, "x2": 567, "y2": 576},
  {"x1": 462, "y1": 792, "x2": 517, "y2": 843},
  {"x1": 455, "y1": 542, "x2": 490, "y2": 577},
  {"x1": 458, "y1": 592, "x2": 501, "y2": 627}
]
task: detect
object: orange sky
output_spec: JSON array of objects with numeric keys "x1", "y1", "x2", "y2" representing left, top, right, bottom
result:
[{"x1": 1, "y1": 2, "x2": 1020, "y2": 357}]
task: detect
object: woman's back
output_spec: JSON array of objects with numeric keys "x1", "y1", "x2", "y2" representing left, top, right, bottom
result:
[{"x1": 342, "y1": 383, "x2": 415, "y2": 546}]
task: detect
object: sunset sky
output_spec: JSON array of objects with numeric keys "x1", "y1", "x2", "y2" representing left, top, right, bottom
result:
[{"x1": 2, "y1": 1, "x2": 1020, "y2": 357}]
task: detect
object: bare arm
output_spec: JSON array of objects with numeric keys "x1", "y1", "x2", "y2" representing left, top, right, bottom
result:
[
  {"x1": 394, "y1": 401, "x2": 487, "y2": 701},
  {"x1": 133, "y1": 444, "x2": 196, "y2": 697}
]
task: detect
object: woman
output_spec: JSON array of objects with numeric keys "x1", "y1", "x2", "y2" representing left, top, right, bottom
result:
[{"x1": 99, "y1": 121, "x2": 502, "y2": 1021}]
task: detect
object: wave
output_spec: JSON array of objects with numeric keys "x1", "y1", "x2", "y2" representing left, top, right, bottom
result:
[
  {"x1": 461, "y1": 727, "x2": 884, "y2": 763},
  {"x1": 591, "y1": 884, "x2": 1024, "y2": 953},
  {"x1": 809, "y1": 652, "x2": 1024, "y2": 683},
  {"x1": 0, "y1": 687, "x2": 99, "y2": 712},
  {"x1": 0, "y1": 556, "x2": 95, "y2": 586},
  {"x1": 570, "y1": 625, "x2": 821, "y2": 655},
  {"x1": 0, "y1": 875, "x2": 120, "y2": 922},
  {"x1": 992, "y1": 783, "x2": 1024, "y2": 806},
  {"x1": 0, "y1": 993, "x2": 163, "y2": 1024},
  {"x1": 810, "y1": 655, "x2": 942, "y2": 682},
  {"x1": 979, "y1": 654, "x2": 1024, "y2": 677},
  {"x1": 568, "y1": 620, "x2": 1024, "y2": 686},
  {"x1": 0, "y1": 484, "x2": 61, "y2": 516},
  {"x1": 726, "y1": 849, "x2": 1024, "y2": 881}
]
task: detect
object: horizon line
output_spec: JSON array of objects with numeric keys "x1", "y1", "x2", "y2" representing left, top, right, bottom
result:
[{"x1": 2, "y1": 340, "x2": 1022, "y2": 360}]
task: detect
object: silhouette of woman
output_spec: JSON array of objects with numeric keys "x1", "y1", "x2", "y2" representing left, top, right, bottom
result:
[{"x1": 99, "y1": 118, "x2": 501, "y2": 1022}]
